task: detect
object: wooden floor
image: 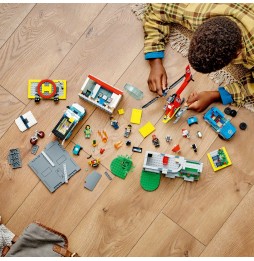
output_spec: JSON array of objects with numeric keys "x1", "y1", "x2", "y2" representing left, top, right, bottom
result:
[{"x1": 1, "y1": 4, "x2": 254, "y2": 257}]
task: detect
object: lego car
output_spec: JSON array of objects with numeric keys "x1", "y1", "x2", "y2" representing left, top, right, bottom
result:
[
  {"x1": 203, "y1": 107, "x2": 236, "y2": 140},
  {"x1": 73, "y1": 144, "x2": 83, "y2": 155},
  {"x1": 187, "y1": 116, "x2": 198, "y2": 126}
]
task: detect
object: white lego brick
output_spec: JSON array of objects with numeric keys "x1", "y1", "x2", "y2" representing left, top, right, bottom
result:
[
  {"x1": 108, "y1": 93, "x2": 121, "y2": 109},
  {"x1": 91, "y1": 84, "x2": 101, "y2": 99},
  {"x1": 15, "y1": 111, "x2": 37, "y2": 132}
]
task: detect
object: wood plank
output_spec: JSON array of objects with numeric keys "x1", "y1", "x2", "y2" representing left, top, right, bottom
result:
[
  {"x1": 0, "y1": 4, "x2": 34, "y2": 48},
  {"x1": 0, "y1": 86, "x2": 25, "y2": 139},
  {"x1": 3, "y1": 3, "x2": 144, "y2": 234},
  {"x1": 128, "y1": 213, "x2": 205, "y2": 256},
  {"x1": 163, "y1": 106, "x2": 254, "y2": 245},
  {"x1": 0, "y1": 3, "x2": 105, "y2": 104},
  {"x1": 201, "y1": 186, "x2": 254, "y2": 256}
]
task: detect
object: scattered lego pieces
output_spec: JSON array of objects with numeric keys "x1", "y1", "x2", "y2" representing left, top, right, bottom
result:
[
  {"x1": 98, "y1": 130, "x2": 108, "y2": 143},
  {"x1": 172, "y1": 144, "x2": 181, "y2": 153},
  {"x1": 118, "y1": 108, "x2": 125, "y2": 115},
  {"x1": 114, "y1": 141, "x2": 123, "y2": 149},
  {"x1": 182, "y1": 129, "x2": 190, "y2": 138},
  {"x1": 8, "y1": 148, "x2": 22, "y2": 169},
  {"x1": 196, "y1": 131, "x2": 202, "y2": 138},
  {"x1": 30, "y1": 130, "x2": 45, "y2": 145},
  {"x1": 187, "y1": 116, "x2": 198, "y2": 126},
  {"x1": 15, "y1": 111, "x2": 37, "y2": 132},
  {"x1": 87, "y1": 154, "x2": 92, "y2": 159},
  {"x1": 84, "y1": 125, "x2": 92, "y2": 138},
  {"x1": 31, "y1": 145, "x2": 39, "y2": 155},
  {"x1": 124, "y1": 83, "x2": 144, "y2": 100},
  {"x1": 84, "y1": 171, "x2": 102, "y2": 191},
  {"x1": 239, "y1": 122, "x2": 247, "y2": 130},
  {"x1": 110, "y1": 116, "x2": 119, "y2": 130},
  {"x1": 100, "y1": 148, "x2": 105, "y2": 154},
  {"x1": 140, "y1": 170, "x2": 161, "y2": 191},
  {"x1": 165, "y1": 135, "x2": 172, "y2": 142},
  {"x1": 230, "y1": 109, "x2": 237, "y2": 117},
  {"x1": 130, "y1": 109, "x2": 142, "y2": 124},
  {"x1": 92, "y1": 140, "x2": 98, "y2": 147},
  {"x1": 132, "y1": 146, "x2": 142, "y2": 153},
  {"x1": 207, "y1": 147, "x2": 232, "y2": 172},
  {"x1": 191, "y1": 144, "x2": 198, "y2": 153},
  {"x1": 63, "y1": 163, "x2": 68, "y2": 184},
  {"x1": 73, "y1": 144, "x2": 83, "y2": 155},
  {"x1": 126, "y1": 140, "x2": 131, "y2": 146},
  {"x1": 88, "y1": 158, "x2": 100, "y2": 168},
  {"x1": 139, "y1": 121, "x2": 155, "y2": 138},
  {"x1": 110, "y1": 155, "x2": 133, "y2": 179},
  {"x1": 224, "y1": 107, "x2": 231, "y2": 115},
  {"x1": 173, "y1": 106, "x2": 188, "y2": 124},
  {"x1": 79, "y1": 75, "x2": 123, "y2": 114},
  {"x1": 152, "y1": 134, "x2": 160, "y2": 148},
  {"x1": 124, "y1": 124, "x2": 132, "y2": 138},
  {"x1": 104, "y1": 171, "x2": 112, "y2": 181}
]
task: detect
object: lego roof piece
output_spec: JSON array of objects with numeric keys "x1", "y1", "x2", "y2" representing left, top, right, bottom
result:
[
  {"x1": 15, "y1": 111, "x2": 37, "y2": 132},
  {"x1": 28, "y1": 141, "x2": 81, "y2": 192},
  {"x1": 84, "y1": 171, "x2": 102, "y2": 191},
  {"x1": 139, "y1": 121, "x2": 156, "y2": 138},
  {"x1": 130, "y1": 109, "x2": 142, "y2": 124},
  {"x1": 140, "y1": 170, "x2": 161, "y2": 191},
  {"x1": 110, "y1": 155, "x2": 133, "y2": 179}
]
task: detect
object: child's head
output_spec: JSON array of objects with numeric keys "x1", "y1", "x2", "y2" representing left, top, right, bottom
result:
[{"x1": 188, "y1": 16, "x2": 242, "y2": 73}]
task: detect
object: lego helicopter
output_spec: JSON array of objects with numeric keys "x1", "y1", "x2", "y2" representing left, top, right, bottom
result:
[{"x1": 142, "y1": 65, "x2": 193, "y2": 124}]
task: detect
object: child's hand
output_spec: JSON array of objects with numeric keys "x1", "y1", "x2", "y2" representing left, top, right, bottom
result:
[
  {"x1": 148, "y1": 59, "x2": 167, "y2": 96},
  {"x1": 185, "y1": 91, "x2": 221, "y2": 112}
]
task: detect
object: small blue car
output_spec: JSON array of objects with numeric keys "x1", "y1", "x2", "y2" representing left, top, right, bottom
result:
[
  {"x1": 203, "y1": 107, "x2": 236, "y2": 140},
  {"x1": 73, "y1": 144, "x2": 83, "y2": 155},
  {"x1": 187, "y1": 116, "x2": 198, "y2": 126}
]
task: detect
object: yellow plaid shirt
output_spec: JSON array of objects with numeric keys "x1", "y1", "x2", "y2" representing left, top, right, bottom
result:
[{"x1": 143, "y1": 3, "x2": 254, "y2": 106}]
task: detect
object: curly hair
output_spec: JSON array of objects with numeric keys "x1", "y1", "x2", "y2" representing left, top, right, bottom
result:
[{"x1": 188, "y1": 17, "x2": 242, "y2": 73}]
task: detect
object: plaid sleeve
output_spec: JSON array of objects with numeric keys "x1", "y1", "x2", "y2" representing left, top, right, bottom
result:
[
  {"x1": 142, "y1": 4, "x2": 170, "y2": 54},
  {"x1": 224, "y1": 71, "x2": 254, "y2": 106}
]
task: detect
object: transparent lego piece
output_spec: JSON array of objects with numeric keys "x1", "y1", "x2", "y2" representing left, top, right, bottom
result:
[{"x1": 124, "y1": 84, "x2": 144, "y2": 100}]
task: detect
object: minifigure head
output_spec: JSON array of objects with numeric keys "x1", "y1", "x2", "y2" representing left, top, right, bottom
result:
[
  {"x1": 85, "y1": 125, "x2": 90, "y2": 130},
  {"x1": 188, "y1": 17, "x2": 242, "y2": 73}
]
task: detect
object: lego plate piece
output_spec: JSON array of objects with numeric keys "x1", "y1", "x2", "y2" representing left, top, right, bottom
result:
[
  {"x1": 8, "y1": 148, "x2": 22, "y2": 169},
  {"x1": 15, "y1": 111, "x2": 37, "y2": 132},
  {"x1": 79, "y1": 75, "x2": 123, "y2": 114},
  {"x1": 207, "y1": 147, "x2": 232, "y2": 172},
  {"x1": 84, "y1": 171, "x2": 102, "y2": 191},
  {"x1": 139, "y1": 121, "x2": 155, "y2": 138},
  {"x1": 110, "y1": 155, "x2": 133, "y2": 179},
  {"x1": 28, "y1": 141, "x2": 81, "y2": 192},
  {"x1": 140, "y1": 170, "x2": 161, "y2": 191},
  {"x1": 130, "y1": 109, "x2": 142, "y2": 124}
]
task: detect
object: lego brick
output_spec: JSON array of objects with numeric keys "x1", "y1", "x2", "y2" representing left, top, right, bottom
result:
[
  {"x1": 31, "y1": 145, "x2": 39, "y2": 155},
  {"x1": 84, "y1": 171, "x2": 102, "y2": 191},
  {"x1": 15, "y1": 111, "x2": 37, "y2": 132},
  {"x1": 118, "y1": 108, "x2": 125, "y2": 115},
  {"x1": 130, "y1": 109, "x2": 142, "y2": 124},
  {"x1": 28, "y1": 141, "x2": 80, "y2": 192},
  {"x1": 104, "y1": 171, "x2": 112, "y2": 181},
  {"x1": 8, "y1": 148, "x2": 22, "y2": 169},
  {"x1": 139, "y1": 121, "x2": 156, "y2": 138}
]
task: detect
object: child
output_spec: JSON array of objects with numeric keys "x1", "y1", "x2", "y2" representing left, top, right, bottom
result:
[{"x1": 143, "y1": 3, "x2": 254, "y2": 111}]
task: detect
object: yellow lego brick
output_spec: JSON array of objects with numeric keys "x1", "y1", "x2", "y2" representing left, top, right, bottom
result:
[
  {"x1": 118, "y1": 108, "x2": 125, "y2": 115},
  {"x1": 130, "y1": 109, "x2": 142, "y2": 124},
  {"x1": 42, "y1": 84, "x2": 52, "y2": 93},
  {"x1": 207, "y1": 147, "x2": 232, "y2": 172},
  {"x1": 139, "y1": 121, "x2": 156, "y2": 138},
  {"x1": 69, "y1": 117, "x2": 75, "y2": 123}
]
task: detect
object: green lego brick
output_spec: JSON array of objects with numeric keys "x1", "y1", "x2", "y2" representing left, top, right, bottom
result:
[
  {"x1": 140, "y1": 170, "x2": 161, "y2": 191},
  {"x1": 110, "y1": 155, "x2": 133, "y2": 179}
]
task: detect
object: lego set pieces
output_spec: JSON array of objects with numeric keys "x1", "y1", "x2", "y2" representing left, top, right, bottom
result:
[
  {"x1": 140, "y1": 170, "x2": 161, "y2": 191},
  {"x1": 124, "y1": 83, "x2": 144, "y2": 100},
  {"x1": 130, "y1": 109, "x2": 142, "y2": 124},
  {"x1": 207, "y1": 147, "x2": 232, "y2": 172},
  {"x1": 28, "y1": 141, "x2": 81, "y2": 193},
  {"x1": 31, "y1": 145, "x2": 39, "y2": 155},
  {"x1": 139, "y1": 121, "x2": 155, "y2": 138},
  {"x1": 104, "y1": 171, "x2": 112, "y2": 181},
  {"x1": 84, "y1": 171, "x2": 102, "y2": 191},
  {"x1": 15, "y1": 111, "x2": 37, "y2": 132},
  {"x1": 8, "y1": 149, "x2": 22, "y2": 169},
  {"x1": 110, "y1": 155, "x2": 133, "y2": 179},
  {"x1": 79, "y1": 75, "x2": 123, "y2": 114}
]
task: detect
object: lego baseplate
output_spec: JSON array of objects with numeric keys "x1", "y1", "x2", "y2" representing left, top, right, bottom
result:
[
  {"x1": 140, "y1": 170, "x2": 161, "y2": 191},
  {"x1": 28, "y1": 79, "x2": 67, "y2": 100},
  {"x1": 28, "y1": 141, "x2": 80, "y2": 192},
  {"x1": 110, "y1": 155, "x2": 133, "y2": 179},
  {"x1": 207, "y1": 147, "x2": 232, "y2": 172}
]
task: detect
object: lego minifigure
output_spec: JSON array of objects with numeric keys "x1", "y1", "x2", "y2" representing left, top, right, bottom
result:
[
  {"x1": 165, "y1": 135, "x2": 172, "y2": 143},
  {"x1": 124, "y1": 124, "x2": 132, "y2": 138},
  {"x1": 182, "y1": 129, "x2": 190, "y2": 139},
  {"x1": 191, "y1": 144, "x2": 198, "y2": 153},
  {"x1": 110, "y1": 116, "x2": 119, "y2": 130},
  {"x1": 84, "y1": 125, "x2": 92, "y2": 138},
  {"x1": 152, "y1": 134, "x2": 160, "y2": 147}
]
